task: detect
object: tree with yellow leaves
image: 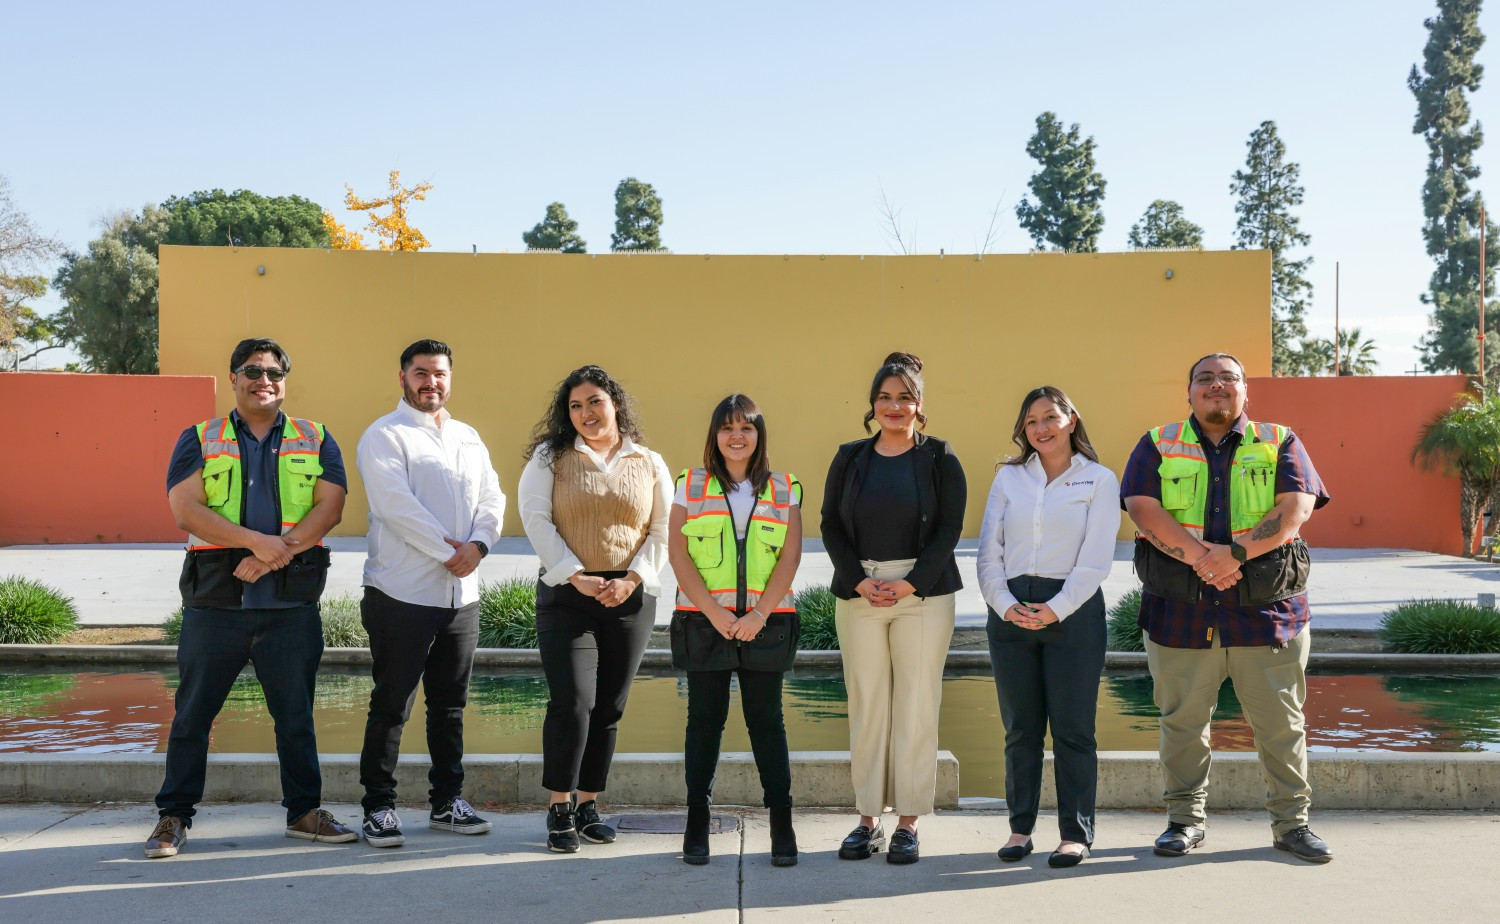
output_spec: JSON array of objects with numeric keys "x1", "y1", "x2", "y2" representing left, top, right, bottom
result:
[{"x1": 322, "y1": 170, "x2": 433, "y2": 251}]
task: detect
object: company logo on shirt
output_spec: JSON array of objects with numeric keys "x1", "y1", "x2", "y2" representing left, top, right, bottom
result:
[{"x1": 1063, "y1": 480, "x2": 1095, "y2": 487}]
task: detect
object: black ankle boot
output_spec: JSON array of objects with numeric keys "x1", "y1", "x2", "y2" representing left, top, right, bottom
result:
[
  {"x1": 682, "y1": 804, "x2": 710, "y2": 865},
  {"x1": 769, "y1": 807, "x2": 798, "y2": 867}
]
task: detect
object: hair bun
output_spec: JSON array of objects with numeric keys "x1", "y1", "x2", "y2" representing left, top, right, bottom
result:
[{"x1": 883, "y1": 351, "x2": 923, "y2": 373}]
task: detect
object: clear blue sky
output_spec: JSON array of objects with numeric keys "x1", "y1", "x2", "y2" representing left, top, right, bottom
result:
[{"x1": 9, "y1": 0, "x2": 1497, "y2": 373}]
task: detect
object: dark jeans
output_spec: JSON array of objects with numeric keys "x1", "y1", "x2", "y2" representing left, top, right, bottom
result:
[
  {"x1": 986, "y1": 575, "x2": 1107, "y2": 844},
  {"x1": 685, "y1": 669, "x2": 793, "y2": 809},
  {"x1": 156, "y1": 603, "x2": 324, "y2": 825},
  {"x1": 359, "y1": 586, "x2": 479, "y2": 812},
  {"x1": 536, "y1": 574, "x2": 654, "y2": 794}
]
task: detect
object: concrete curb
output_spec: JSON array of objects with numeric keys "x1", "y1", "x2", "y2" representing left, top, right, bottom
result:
[{"x1": 5, "y1": 643, "x2": 1500, "y2": 671}]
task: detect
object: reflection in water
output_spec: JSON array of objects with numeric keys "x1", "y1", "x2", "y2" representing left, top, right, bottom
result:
[{"x1": 3, "y1": 667, "x2": 1498, "y2": 797}]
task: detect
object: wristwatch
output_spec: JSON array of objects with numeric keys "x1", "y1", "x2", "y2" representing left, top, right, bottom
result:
[
  {"x1": 1229, "y1": 542, "x2": 1247, "y2": 564},
  {"x1": 472, "y1": 540, "x2": 490, "y2": 558}
]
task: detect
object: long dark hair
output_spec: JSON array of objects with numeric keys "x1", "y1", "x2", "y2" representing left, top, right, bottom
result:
[
  {"x1": 862, "y1": 351, "x2": 927, "y2": 434},
  {"x1": 523, "y1": 365, "x2": 644, "y2": 465},
  {"x1": 1002, "y1": 385, "x2": 1099, "y2": 467},
  {"x1": 703, "y1": 394, "x2": 771, "y2": 497}
]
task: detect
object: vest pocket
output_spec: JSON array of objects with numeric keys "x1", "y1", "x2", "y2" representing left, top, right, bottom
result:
[
  {"x1": 738, "y1": 612, "x2": 799, "y2": 673},
  {"x1": 275, "y1": 545, "x2": 331, "y2": 603},
  {"x1": 680, "y1": 516, "x2": 726, "y2": 569},
  {"x1": 178, "y1": 548, "x2": 249, "y2": 608},
  {"x1": 202, "y1": 456, "x2": 236, "y2": 511},
  {"x1": 1232, "y1": 460, "x2": 1276, "y2": 522},
  {"x1": 1158, "y1": 459, "x2": 1199, "y2": 512}
]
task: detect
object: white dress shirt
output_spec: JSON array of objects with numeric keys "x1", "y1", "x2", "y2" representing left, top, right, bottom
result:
[
  {"x1": 517, "y1": 435, "x2": 673, "y2": 595},
  {"x1": 357, "y1": 399, "x2": 506, "y2": 608},
  {"x1": 976, "y1": 453, "x2": 1120, "y2": 621}
]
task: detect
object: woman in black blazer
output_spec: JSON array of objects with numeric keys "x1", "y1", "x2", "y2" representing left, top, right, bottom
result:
[{"x1": 820, "y1": 352, "x2": 966, "y2": 865}]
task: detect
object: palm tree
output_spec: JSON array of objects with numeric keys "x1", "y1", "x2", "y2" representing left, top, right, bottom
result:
[
  {"x1": 1412, "y1": 393, "x2": 1500, "y2": 555},
  {"x1": 1330, "y1": 327, "x2": 1379, "y2": 375}
]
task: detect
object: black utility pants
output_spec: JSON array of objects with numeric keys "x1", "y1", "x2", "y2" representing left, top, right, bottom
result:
[{"x1": 684, "y1": 668, "x2": 793, "y2": 809}]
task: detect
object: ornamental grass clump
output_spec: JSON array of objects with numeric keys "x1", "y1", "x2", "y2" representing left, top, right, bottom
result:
[
  {"x1": 1380, "y1": 599, "x2": 1500, "y2": 654},
  {"x1": 163, "y1": 608, "x2": 184, "y2": 643},
  {"x1": 320, "y1": 592, "x2": 368, "y2": 647},
  {"x1": 793, "y1": 585, "x2": 840, "y2": 651},
  {"x1": 1106, "y1": 588, "x2": 1145, "y2": 652},
  {"x1": 0, "y1": 576, "x2": 79, "y2": 644},
  {"x1": 479, "y1": 577, "x2": 539, "y2": 648}
]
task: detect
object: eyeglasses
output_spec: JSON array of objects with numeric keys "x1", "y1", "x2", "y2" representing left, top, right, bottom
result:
[
  {"x1": 1191, "y1": 372, "x2": 1242, "y2": 386},
  {"x1": 235, "y1": 365, "x2": 287, "y2": 382}
]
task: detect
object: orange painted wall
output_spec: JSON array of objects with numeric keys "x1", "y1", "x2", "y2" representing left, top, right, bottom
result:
[
  {"x1": 0, "y1": 373, "x2": 216, "y2": 545},
  {"x1": 1247, "y1": 375, "x2": 1468, "y2": 556}
]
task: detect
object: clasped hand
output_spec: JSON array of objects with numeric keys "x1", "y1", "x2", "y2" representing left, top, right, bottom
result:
[
  {"x1": 1006, "y1": 601, "x2": 1059, "y2": 630},
  {"x1": 704, "y1": 604, "x2": 765, "y2": 641},
  {"x1": 443, "y1": 538, "x2": 483, "y2": 578},
  {"x1": 568, "y1": 571, "x2": 639, "y2": 607},
  {"x1": 1191, "y1": 543, "x2": 1241, "y2": 591},
  {"x1": 855, "y1": 578, "x2": 916, "y2": 608},
  {"x1": 239, "y1": 534, "x2": 299, "y2": 582}
]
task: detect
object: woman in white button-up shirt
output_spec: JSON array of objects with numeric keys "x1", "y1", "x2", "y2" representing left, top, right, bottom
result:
[{"x1": 977, "y1": 385, "x2": 1119, "y2": 869}]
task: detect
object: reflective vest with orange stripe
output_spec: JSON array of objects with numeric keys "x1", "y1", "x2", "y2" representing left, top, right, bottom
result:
[
  {"x1": 674, "y1": 468, "x2": 800, "y2": 614},
  {"x1": 186, "y1": 415, "x2": 326, "y2": 550},
  {"x1": 1149, "y1": 417, "x2": 1288, "y2": 541}
]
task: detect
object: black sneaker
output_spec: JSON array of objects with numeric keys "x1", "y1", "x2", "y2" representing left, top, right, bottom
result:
[
  {"x1": 363, "y1": 807, "x2": 405, "y2": 848},
  {"x1": 430, "y1": 797, "x2": 492, "y2": 835},
  {"x1": 547, "y1": 800, "x2": 580, "y2": 853},
  {"x1": 576, "y1": 799, "x2": 616, "y2": 844}
]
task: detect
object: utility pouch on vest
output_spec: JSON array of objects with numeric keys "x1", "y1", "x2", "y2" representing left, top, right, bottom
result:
[
  {"x1": 178, "y1": 548, "x2": 250, "y2": 608},
  {"x1": 275, "y1": 545, "x2": 332, "y2": 603},
  {"x1": 670, "y1": 610, "x2": 739, "y2": 671},
  {"x1": 1133, "y1": 539, "x2": 1200, "y2": 604},
  {"x1": 1237, "y1": 538, "x2": 1311, "y2": 606},
  {"x1": 736, "y1": 612, "x2": 799, "y2": 673}
]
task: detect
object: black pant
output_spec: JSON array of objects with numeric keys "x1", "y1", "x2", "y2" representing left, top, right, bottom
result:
[
  {"x1": 536, "y1": 574, "x2": 654, "y2": 793},
  {"x1": 359, "y1": 586, "x2": 479, "y2": 811},
  {"x1": 986, "y1": 575, "x2": 1106, "y2": 844},
  {"x1": 156, "y1": 603, "x2": 324, "y2": 825},
  {"x1": 685, "y1": 669, "x2": 793, "y2": 809}
]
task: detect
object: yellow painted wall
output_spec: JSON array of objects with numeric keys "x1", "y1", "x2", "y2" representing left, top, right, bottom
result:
[{"x1": 159, "y1": 247, "x2": 1271, "y2": 537}]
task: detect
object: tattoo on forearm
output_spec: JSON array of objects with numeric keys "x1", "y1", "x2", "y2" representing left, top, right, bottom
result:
[
  {"x1": 1250, "y1": 512, "x2": 1283, "y2": 542},
  {"x1": 1146, "y1": 529, "x2": 1186, "y2": 560}
]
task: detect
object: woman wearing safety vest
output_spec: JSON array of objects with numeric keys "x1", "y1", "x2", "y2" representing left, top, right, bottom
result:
[
  {"x1": 821, "y1": 352, "x2": 966, "y2": 865},
  {"x1": 518, "y1": 365, "x2": 674, "y2": 854},
  {"x1": 976, "y1": 385, "x2": 1119, "y2": 868},
  {"x1": 668, "y1": 394, "x2": 803, "y2": 867}
]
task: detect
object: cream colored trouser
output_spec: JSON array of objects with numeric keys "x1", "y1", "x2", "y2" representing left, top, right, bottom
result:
[
  {"x1": 835, "y1": 559, "x2": 956, "y2": 817},
  {"x1": 1144, "y1": 628, "x2": 1312, "y2": 836}
]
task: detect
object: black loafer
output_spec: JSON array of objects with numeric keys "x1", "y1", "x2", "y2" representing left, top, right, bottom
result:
[
  {"x1": 1154, "y1": 822, "x2": 1205, "y2": 857},
  {"x1": 837, "y1": 822, "x2": 885, "y2": 860},
  {"x1": 997, "y1": 838, "x2": 1033, "y2": 862},
  {"x1": 886, "y1": 828, "x2": 919, "y2": 865},
  {"x1": 1048, "y1": 845, "x2": 1090, "y2": 868},
  {"x1": 1273, "y1": 825, "x2": 1333, "y2": 863}
]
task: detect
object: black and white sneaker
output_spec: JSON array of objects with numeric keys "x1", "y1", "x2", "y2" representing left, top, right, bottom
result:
[
  {"x1": 576, "y1": 799, "x2": 616, "y2": 844},
  {"x1": 430, "y1": 797, "x2": 492, "y2": 835},
  {"x1": 547, "y1": 800, "x2": 580, "y2": 853},
  {"x1": 363, "y1": 807, "x2": 405, "y2": 848}
]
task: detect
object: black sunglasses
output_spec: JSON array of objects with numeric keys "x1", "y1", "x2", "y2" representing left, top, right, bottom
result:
[{"x1": 235, "y1": 365, "x2": 287, "y2": 382}]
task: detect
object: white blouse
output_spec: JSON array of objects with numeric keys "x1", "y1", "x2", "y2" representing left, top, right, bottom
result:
[
  {"x1": 975, "y1": 453, "x2": 1120, "y2": 621},
  {"x1": 517, "y1": 435, "x2": 674, "y2": 594}
]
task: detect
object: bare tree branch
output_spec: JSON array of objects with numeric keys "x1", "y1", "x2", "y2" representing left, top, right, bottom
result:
[
  {"x1": 875, "y1": 183, "x2": 910, "y2": 255},
  {"x1": 977, "y1": 193, "x2": 1007, "y2": 255}
]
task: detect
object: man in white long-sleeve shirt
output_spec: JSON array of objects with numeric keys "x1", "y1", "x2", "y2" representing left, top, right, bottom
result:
[{"x1": 355, "y1": 338, "x2": 505, "y2": 848}]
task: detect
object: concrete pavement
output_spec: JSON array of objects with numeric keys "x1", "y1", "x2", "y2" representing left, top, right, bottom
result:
[
  {"x1": 5, "y1": 537, "x2": 1499, "y2": 631},
  {"x1": 0, "y1": 803, "x2": 1494, "y2": 922}
]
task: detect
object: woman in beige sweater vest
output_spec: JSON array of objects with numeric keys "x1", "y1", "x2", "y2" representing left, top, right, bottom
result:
[{"x1": 518, "y1": 365, "x2": 672, "y2": 854}]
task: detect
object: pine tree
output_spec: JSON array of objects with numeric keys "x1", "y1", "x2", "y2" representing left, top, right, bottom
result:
[
  {"x1": 1230, "y1": 121, "x2": 1312, "y2": 376},
  {"x1": 1410, "y1": 0, "x2": 1499, "y2": 373},
  {"x1": 610, "y1": 178, "x2": 663, "y2": 251},
  {"x1": 1127, "y1": 200, "x2": 1204, "y2": 248},
  {"x1": 1014, "y1": 113, "x2": 1106, "y2": 253},
  {"x1": 522, "y1": 202, "x2": 587, "y2": 253}
]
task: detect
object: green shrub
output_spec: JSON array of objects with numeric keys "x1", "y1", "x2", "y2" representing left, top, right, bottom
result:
[
  {"x1": 0, "y1": 576, "x2": 79, "y2": 644},
  {"x1": 479, "y1": 577, "x2": 539, "y2": 648},
  {"x1": 1106, "y1": 588, "x2": 1144, "y2": 652},
  {"x1": 320, "y1": 592, "x2": 368, "y2": 647},
  {"x1": 794, "y1": 585, "x2": 840, "y2": 650},
  {"x1": 163, "y1": 608, "x2": 184, "y2": 644},
  {"x1": 1380, "y1": 599, "x2": 1500, "y2": 654}
]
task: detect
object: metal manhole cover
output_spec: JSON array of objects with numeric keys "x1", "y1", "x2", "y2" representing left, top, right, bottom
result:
[{"x1": 612, "y1": 814, "x2": 739, "y2": 834}]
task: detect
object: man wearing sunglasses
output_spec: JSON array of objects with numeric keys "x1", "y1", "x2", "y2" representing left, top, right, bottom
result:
[
  {"x1": 146, "y1": 337, "x2": 356, "y2": 858},
  {"x1": 1122, "y1": 352, "x2": 1332, "y2": 864}
]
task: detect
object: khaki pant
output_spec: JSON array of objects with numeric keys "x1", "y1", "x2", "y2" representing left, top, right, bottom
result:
[
  {"x1": 1144, "y1": 628, "x2": 1312, "y2": 836},
  {"x1": 835, "y1": 559, "x2": 955, "y2": 817}
]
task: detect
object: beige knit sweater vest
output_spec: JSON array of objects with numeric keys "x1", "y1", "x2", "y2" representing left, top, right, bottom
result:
[{"x1": 552, "y1": 449, "x2": 656, "y2": 572}]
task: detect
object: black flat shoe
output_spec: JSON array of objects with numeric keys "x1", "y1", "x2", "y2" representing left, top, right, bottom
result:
[
  {"x1": 1048, "y1": 845, "x2": 1090, "y2": 868},
  {"x1": 997, "y1": 838, "x2": 1033, "y2": 862},
  {"x1": 838, "y1": 822, "x2": 885, "y2": 860},
  {"x1": 1153, "y1": 822, "x2": 1205, "y2": 857},
  {"x1": 886, "y1": 828, "x2": 919, "y2": 865},
  {"x1": 1273, "y1": 825, "x2": 1333, "y2": 863}
]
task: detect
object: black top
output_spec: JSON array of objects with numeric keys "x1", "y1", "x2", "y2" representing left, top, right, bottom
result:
[
  {"x1": 853, "y1": 450, "x2": 921, "y2": 561},
  {"x1": 821, "y1": 432, "x2": 967, "y2": 600}
]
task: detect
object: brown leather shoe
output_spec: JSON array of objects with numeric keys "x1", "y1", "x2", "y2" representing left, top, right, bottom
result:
[
  {"x1": 286, "y1": 808, "x2": 358, "y2": 843},
  {"x1": 145, "y1": 816, "x2": 187, "y2": 858}
]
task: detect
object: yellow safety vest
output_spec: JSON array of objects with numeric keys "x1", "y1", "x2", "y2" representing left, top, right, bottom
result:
[
  {"x1": 1149, "y1": 417, "x2": 1288, "y2": 541},
  {"x1": 675, "y1": 468, "x2": 800, "y2": 614},
  {"x1": 186, "y1": 415, "x2": 326, "y2": 550}
]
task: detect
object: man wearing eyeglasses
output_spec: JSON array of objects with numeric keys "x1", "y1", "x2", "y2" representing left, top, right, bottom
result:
[
  {"x1": 146, "y1": 337, "x2": 356, "y2": 859},
  {"x1": 1122, "y1": 352, "x2": 1332, "y2": 864}
]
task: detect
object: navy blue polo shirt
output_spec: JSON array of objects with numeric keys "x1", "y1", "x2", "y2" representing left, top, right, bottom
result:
[{"x1": 167, "y1": 410, "x2": 347, "y2": 609}]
